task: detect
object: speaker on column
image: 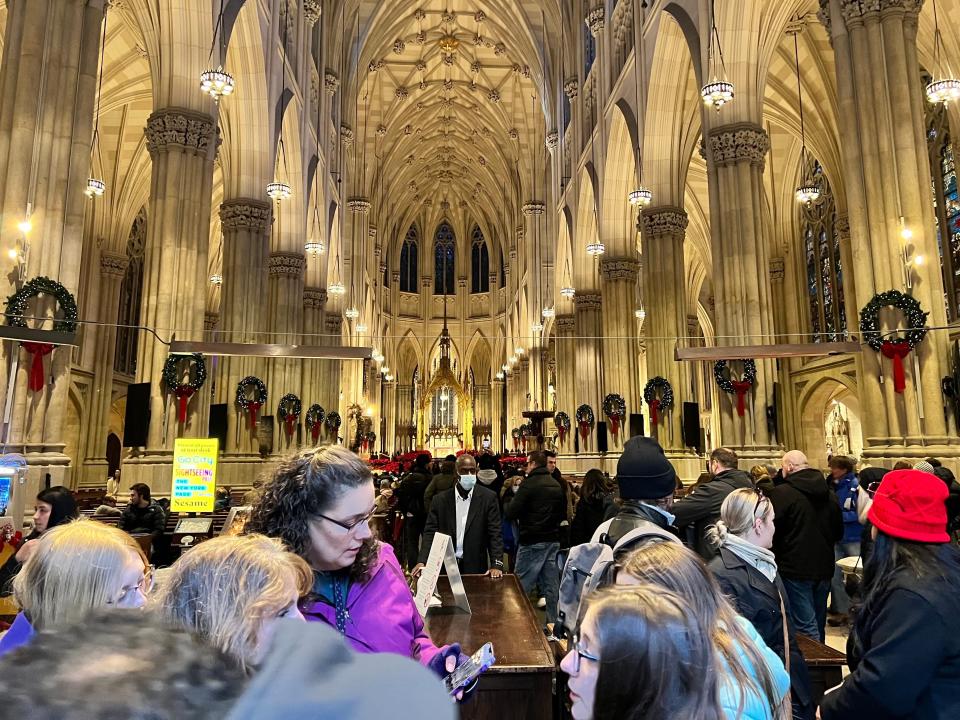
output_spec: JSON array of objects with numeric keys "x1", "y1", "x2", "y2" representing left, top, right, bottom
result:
[
  {"x1": 596, "y1": 421, "x2": 608, "y2": 453},
  {"x1": 122, "y1": 383, "x2": 151, "y2": 448},
  {"x1": 629, "y1": 413, "x2": 644, "y2": 439},
  {"x1": 682, "y1": 402, "x2": 701, "y2": 450},
  {"x1": 209, "y1": 404, "x2": 228, "y2": 449}
]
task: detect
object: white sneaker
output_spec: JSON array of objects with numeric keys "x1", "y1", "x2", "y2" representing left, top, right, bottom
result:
[{"x1": 537, "y1": 597, "x2": 546, "y2": 608}]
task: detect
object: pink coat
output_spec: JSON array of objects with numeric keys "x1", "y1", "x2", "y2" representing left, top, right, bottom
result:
[{"x1": 300, "y1": 542, "x2": 446, "y2": 668}]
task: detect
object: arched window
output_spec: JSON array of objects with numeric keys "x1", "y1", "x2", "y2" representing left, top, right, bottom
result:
[
  {"x1": 399, "y1": 225, "x2": 418, "y2": 293},
  {"x1": 470, "y1": 226, "x2": 489, "y2": 293},
  {"x1": 927, "y1": 99, "x2": 960, "y2": 319},
  {"x1": 115, "y1": 208, "x2": 146, "y2": 375},
  {"x1": 802, "y1": 160, "x2": 846, "y2": 342},
  {"x1": 434, "y1": 222, "x2": 455, "y2": 295}
]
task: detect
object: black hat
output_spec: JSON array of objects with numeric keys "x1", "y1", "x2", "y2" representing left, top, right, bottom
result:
[{"x1": 616, "y1": 436, "x2": 677, "y2": 500}]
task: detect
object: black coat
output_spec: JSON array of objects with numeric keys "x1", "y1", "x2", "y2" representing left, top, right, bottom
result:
[
  {"x1": 820, "y1": 545, "x2": 960, "y2": 720},
  {"x1": 673, "y1": 469, "x2": 754, "y2": 559},
  {"x1": 570, "y1": 494, "x2": 617, "y2": 546},
  {"x1": 504, "y1": 466, "x2": 565, "y2": 545},
  {"x1": 397, "y1": 470, "x2": 431, "y2": 526},
  {"x1": 419, "y1": 485, "x2": 504, "y2": 574},
  {"x1": 709, "y1": 547, "x2": 814, "y2": 720},
  {"x1": 768, "y1": 468, "x2": 843, "y2": 581},
  {"x1": 120, "y1": 502, "x2": 166, "y2": 540}
]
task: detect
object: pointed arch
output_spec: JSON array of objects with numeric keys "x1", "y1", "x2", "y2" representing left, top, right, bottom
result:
[{"x1": 470, "y1": 224, "x2": 490, "y2": 293}]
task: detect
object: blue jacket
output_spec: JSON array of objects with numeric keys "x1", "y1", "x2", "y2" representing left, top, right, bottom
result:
[
  {"x1": 833, "y1": 472, "x2": 861, "y2": 544},
  {"x1": 720, "y1": 615, "x2": 791, "y2": 720},
  {"x1": 0, "y1": 612, "x2": 34, "y2": 657}
]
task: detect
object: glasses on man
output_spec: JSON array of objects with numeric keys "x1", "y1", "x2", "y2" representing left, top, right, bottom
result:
[
  {"x1": 109, "y1": 565, "x2": 155, "y2": 608},
  {"x1": 317, "y1": 506, "x2": 377, "y2": 532},
  {"x1": 568, "y1": 633, "x2": 599, "y2": 673}
]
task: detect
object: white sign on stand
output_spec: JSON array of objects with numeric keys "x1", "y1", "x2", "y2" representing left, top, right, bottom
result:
[{"x1": 414, "y1": 532, "x2": 472, "y2": 617}]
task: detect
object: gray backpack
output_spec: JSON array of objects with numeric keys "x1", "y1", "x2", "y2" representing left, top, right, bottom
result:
[{"x1": 554, "y1": 523, "x2": 679, "y2": 638}]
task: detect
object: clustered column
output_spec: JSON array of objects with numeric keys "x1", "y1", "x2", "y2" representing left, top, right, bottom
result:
[
  {"x1": 267, "y1": 251, "x2": 306, "y2": 449},
  {"x1": 301, "y1": 287, "x2": 327, "y2": 443},
  {"x1": 574, "y1": 293, "x2": 603, "y2": 449},
  {"x1": 554, "y1": 314, "x2": 576, "y2": 452},
  {"x1": 599, "y1": 257, "x2": 641, "y2": 441}
]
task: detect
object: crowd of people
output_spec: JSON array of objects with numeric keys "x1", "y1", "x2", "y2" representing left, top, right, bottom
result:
[{"x1": 0, "y1": 438, "x2": 958, "y2": 719}]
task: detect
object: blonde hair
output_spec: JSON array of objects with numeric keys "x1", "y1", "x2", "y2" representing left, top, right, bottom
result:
[
  {"x1": 13, "y1": 519, "x2": 148, "y2": 631},
  {"x1": 749, "y1": 465, "x2": 769, "y2": 483},
  {"x1": 620, "y1": 543, "x2": 788, "y2": 720},
  {"x1": 153, "y1": 534, "x2": 312, "y2": 670},
  {"x1": 705, "y1": 487, "x2": 773, "y2": 549}
]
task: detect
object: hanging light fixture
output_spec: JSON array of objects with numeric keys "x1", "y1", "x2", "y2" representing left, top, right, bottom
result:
[
  {"x1": 267, "y1": 13, "x2": 293, "y2": 201},
  {"x1": 85, "y1": 178, "x2": 106, "y2": 198},
  {"x1": 344, "y1": 307, "x2": 359, "y2": 319},
  {"x1": 927, "y1": 0, "x2": 960, "y2": 105},
  {"x1": 266, "y1": 180, "x2": 292, "y2": 201},
  {"x1": 531, "y1": 321, "x2": 544, "y2": 333},
  {"x1": 561, "y1": 256, "x2": 576, "y2": 298},
  {"x1": 791, "y1": 26, "x2": 820, "y2": 205},
  {"x1": 356, "y1": 321, "x2": 368, "y2": 333},
  {"x1": 628, "y1": 17, "x2": 653, "y2": 210},
  {"x1": 87, "y1": 6, "x2": 109, "y2": 199},
  {"x1": 209, "y1": 273, "x2": 223, "y2": 285},
  {"x1": 200, "y1": 1, "x2": 235, "y2": 101},
  {"x1": 634, "y1": 307, "x2": 646, "y2": 320},
  {"x1": 586, "y1": 241, "x2": 606, "y2": 256},
  {"x1": 628, "y1": 188, "x2": 652, "y2": 207},
  {"x1": 329, "y1": 251, "x2": 346, "y2": 295},
  {"x1": 496, "y1": 371, "x2": 505, "y2": 380},
  {"x1": 305, "y1": 205, "x2": 325, "y2": 255},
  {"x1": 701, "y1": 0, "x2": 734, "y2": 110},
  {"x1": 542, "y1": 306, "x2": 555, "y2": 318}
]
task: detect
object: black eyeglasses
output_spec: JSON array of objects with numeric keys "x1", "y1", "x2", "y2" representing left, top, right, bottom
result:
[
  {"x1": 569, "y1": 633, "x2": 599, "y2": 673},
  {"x1": 316, "y1": 506, "x2": 377, "y2": 532},
  {"x1": 752, "y1": 487, "x2": 768, "y2": 517}
]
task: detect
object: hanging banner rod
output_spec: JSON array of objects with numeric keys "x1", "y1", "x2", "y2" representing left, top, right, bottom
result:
[
  {"x1": 169, "y1": 341, "x2": 372, "y2": 360},
  {"x1": 675, "y1": 342, "x2": 861, "y2": 361}
]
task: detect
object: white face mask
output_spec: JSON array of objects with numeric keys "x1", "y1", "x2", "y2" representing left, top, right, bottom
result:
[{"x1": 459, "y1": 474, "x2": 477, "y2": 491}]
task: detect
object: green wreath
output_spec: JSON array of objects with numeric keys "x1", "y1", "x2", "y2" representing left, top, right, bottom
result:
[
  {"x1": 5, "y1": 275, "x2": 78, "y2": 333},
  {"x1": 306, "y1": 404, "x2": 325, "y2": 442},
  {"x1": 324, "y1": 411, "x2": 342, "y2": 433},
  {"x1": 236, "y1": 376, "x2": 267, "y2": 428},
  {"x1": 163, "y1": 353, "x2": 206, "y2": 424},
  {"x1": 643, "y1": 377, "x2": 674, "y2": 426},
  {"x1": 714, "y1": 360, "x2": 756, "y2": 417},
  {"x1": 277, "y1": 393, "x2": 302, "y2": 437},
  {"x1": 858, "y1": 289, "x2": 928, "y2": 352}
]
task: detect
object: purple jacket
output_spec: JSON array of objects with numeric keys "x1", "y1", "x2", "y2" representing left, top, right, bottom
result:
[
  {"x1": 300, "y1": 542, "x2": 445, "y2": 668},
  {"x1": 0, "y1": 612, "x2": 34, "y2": 657}
]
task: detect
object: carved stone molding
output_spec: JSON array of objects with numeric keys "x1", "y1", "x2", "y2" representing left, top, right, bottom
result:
[
  {"x1": 585, "y1": 6, "x2": 605, "y2": 36},
  {"x1": 522, "y1": 201, "x2": 545, "y2": 215},
  {"x1": 324, "y1": 70, "x2": 340, "y2": 94},
  {"x1": 421, "y1": 275, "x2": 433, "y2": 288},
  {"x1": 555, "y1": 314, "x2": 576, "y2": 334},
  {"x1": 574, "y1": 292, "x2": 603, "y2": 310},
  {"x1": 837, "y1": 0, "x2": 921, "y2": 27},
  {"x1": 835, "y1": 214, "x2": 851, "y2": 237},
  {"x1": 600, "y1": 257, "x2": 640, "y2": 282},
  {"x1": 457, "y1": 276, "x2": 467, "y2": 288},
  {"x1": 325, "y1": 314, "x2": 343, "y2": 334},
  {"x1": 347, "y1": 197, "x2": 371, "y2": 214},
  {"x1": 99, "y1": 251, "x2": 128, "y2": 278},
  {"x1": 204, "y1": 312, "x2": 219, "y2": 332},
  {"x1": 303, "y1": 0, "x2": 321, "y2": 25},
  {"x1": 219, "y1": 198, "x2": 272, "y2": 232},
  {"x1": 268, "y1": 252, "x2": 306, "y2": 277},
  {"x1": 769, "y1": 257, "x2": 785, "y2": 281},
  {"x1": 563, "y1": 78, "x2": 579, "y2": 99},
  {"x1": 303, "y1": 287, "x2": 327, "y2": 309},
  {"x1": 145, "y1": 108, "x2": 216, "y2": 156},
  {"x1": 546, "y1": 130, "x2": 559, "y2": 149},
  {"x1": 392, "y1": 270, "x2": 401, "y2": 283},
  {"x1": 341, "y1": 125, "x2": 354, "y2": 145},
  {"x1": 640, "y1": 207, "x2": 689, "y2": 236},
  {"x1": 707, "y1": 123, "x2": 770, "y2": 169}
]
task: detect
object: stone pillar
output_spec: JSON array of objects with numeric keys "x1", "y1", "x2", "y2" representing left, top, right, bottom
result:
[
  {"x1": 396, "y1": 383, "x2": 413, "y2": 453},
  {"x1": 705, "y1": 123, "x2": 779, "y2": 461},
  {"x1": 217, "y1": 199, "x2": 271, "y2": 453},
  {"x1": 522, "y1": 201, "x2": 546, "y2": 407},
  {"x1": 267, "y1": 251, "x2": 306, "y2": 449},
  {"x1": 600, "y1": 257, "x2": 641, "y2": 441},
  {"x1": 820, "y1": 0, "x2": 952, "y2": 458},
  {"x1": 0, "y1": 0, "x2": 106, "y2": 487},
  {"x1": 383, "y1": 380, "x2": 397, "y2": 453},
  {"x1": 574, "y1": 293, "x2": 604, "y2": 450},
  {"x1": 301, "y1": 287, "x2": 327, "y2": 435},
  {"x1": 490, "y1": 378, "x2": 505, "y2": 452},
  {"x1": 81, "y1": 251, "x2": 128, "y2": 484},
  {"x1": 554, "y1": 314, "x2": 576, "y2": 453},
  {"x1": 324, "y1": 314, "x2": 343, "y2": 438},
  {"x1": 640, "y1": 208, "x2": 690, "y2": 452}
]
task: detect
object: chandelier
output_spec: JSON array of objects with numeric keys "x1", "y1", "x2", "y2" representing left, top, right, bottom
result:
[
  {"x1": 792, "y1": 28, "x2": 820, "y2": 205},
  {"x1": 531, "y1": 322, "x2": 544, "y2": 333},
  {"x1": 209, "y1": 274, "x2": 223, "y2": 285},
  {"x1": 926, "y1": 0, "x2": 960, "y2": 106},
  {"x1": 795, "y1": 183, "x2": 821, "y2": 205},
  {"x1": 344, "y1": 307, "x2": 359, "y2": 319},
  {"x1": 560, "y1": 286, "x2": 576, "y2": 299},
  {"x1": 701, "y1": 2, "x2": 733, "y2": 111},
  {"x1": 628, "y1": 187, "x2": 653, "y2": 207},
  {"x1": 200, "y1": 66, "x2": 235, "y2": 102},
  {"x1": 304, "y1": 239, "x2": 325, "y2": 255},
  {"x1": 356, "y1": 322, "x2": 368, "y2": 333},
  {"x1": 496, "y1": 371, "x2": 505, "y2": 380},
  {"x1": 267, "y1": 181, "x2": 292, "y2": 201},
  {"x1": 85, "y1": 178, "x2": 106, "y2": 198},
  {"x1": 328, "y1": 281, "x2": 345, "y2": 295},
  {"x1": 634, "y1": 307, "x2": 646, "y2": 320},
  {"x1": 542, "y1": 306, "x2": 555, "y2": 318},
  {"x1": 586, "y1": 241, "x2": 606, "y2": 256},
  {"x1": 88, "y1": 7, "x2": 109, "y2": 200}
]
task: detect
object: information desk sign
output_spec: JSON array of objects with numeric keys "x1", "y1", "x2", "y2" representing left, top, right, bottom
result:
[
  {"x1": 414, "y1": 532, "x2": 471, "y2": 617},
  {"x1": 171, "y1": 438, "x2": 219, "y2": 512}
]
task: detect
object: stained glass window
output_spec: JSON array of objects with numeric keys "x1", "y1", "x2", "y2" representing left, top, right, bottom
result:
[
  {"x1": 801, "y1": 160, "x2": 846, "y2": 342},
  {"x1": 584, "y1": 25, "x2": 596, "y2": 76},
  {"x1": 399, "y1": 225, "x2": 418, "y2": 293},
  {"x1": 434, "y1": 222, "x2": 455, "y2": 295},
  {"x1": 471, "y1": 226, "x2": 489, "y2": 293},
  {"x1": 927, "y1": 96, "x2": 960, "y2": 318}
]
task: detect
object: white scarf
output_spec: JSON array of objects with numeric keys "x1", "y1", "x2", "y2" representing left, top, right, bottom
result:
[{"x1": 722, "y1": 532, "x2": 778, "y2": 583}]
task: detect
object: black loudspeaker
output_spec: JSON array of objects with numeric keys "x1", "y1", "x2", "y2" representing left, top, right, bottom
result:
[
  {"x1": 209, "y1": 403, "x2": 228, "y2": 449},
  {"x1": 767, "y1": 382, "x2": 780, "y2": 442},
  {"x1": 629, "y1": 413, "x2": 644, "y2": 438},
  {"x1": 123, "y1": 382, "x2": 151, "y2": 447},
  {"x1": 682, "y1": 402, "x2": 701, "y2": 449},
  {"x1": 596, "y1": 421, "x2": 608, "y2": 453}
]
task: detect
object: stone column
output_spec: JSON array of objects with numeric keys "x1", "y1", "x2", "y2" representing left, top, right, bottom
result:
[
  {"x1": 574, "y1": 293, "x2": 604, "y2": 450},
  {"x1": 640, "y1": 208, "x2": 690, "y2": 452},
  {"x1": 600, "y1": 257, "x2": 641, "y2": 442},
  {"x1": 490, "y1": 378, "x2": 505, "y2": 451},
  {"x1": 217, "y1": 199, "x2": 271, "y2": 453},
  {"x1": 383, "y1": 380, "x2": 397, "y2": 453},
  {"x1": 267, "y1": 251, "x2": 306, "y2": 449},
  {"x1": 323, "y1": 313, "x2": 343, "y2": 439},
  {"x1": 820, "y1": 0, "x2": 951, "y2": 458},
  {"x1": 522, "y1": 202, "x2": 546, "y2": 407},
  {"x1": 301, "y1": 287, "x2": 327, "y2": 438},
  {"x1": 705, "y1": 123, "x2": 779, "y2": 461},
  {"x1": 396, "y1": 383, "x2": 413, "y2": 453},
  {"x1": 554, "y1": 314, "x2": 576, "y2": 453}
]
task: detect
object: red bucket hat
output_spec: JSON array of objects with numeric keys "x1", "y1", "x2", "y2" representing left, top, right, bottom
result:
[{"x1": 868, "y1": 469, "x2": 950, "y2": 543}]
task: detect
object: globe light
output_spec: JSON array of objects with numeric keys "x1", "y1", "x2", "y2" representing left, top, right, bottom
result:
[
  {"x1": 200, "y1": 66, "x2": 236, "y2": 101},
  {"x1": 17, "y1": 217, "x2": 32, "y2": 234},
  {"x1": 701, "y1": 79, "x2": 735, "y2": 110}
]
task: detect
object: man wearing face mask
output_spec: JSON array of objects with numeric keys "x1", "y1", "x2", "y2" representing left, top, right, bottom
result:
[{"x1": 413, "y1": 453, "x2": 505, "y2": 578}]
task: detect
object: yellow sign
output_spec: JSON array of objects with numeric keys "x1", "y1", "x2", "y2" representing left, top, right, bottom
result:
[{"x1": 171, "y1": 438, "x2": 219, "y2": 512}]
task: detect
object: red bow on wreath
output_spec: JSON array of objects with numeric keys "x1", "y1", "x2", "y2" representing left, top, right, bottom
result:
[
  {"x1": 175, "y1": 386, "x2": 195, "y2": 424},
  {"x1": 247, "y1": 401, "x2": 262, "y2": 429},
  {"x1": 649, "y1": 398, "x2": 661, "y2": 426},
  {"x1": 557, "y1": 426, "x2": 567, "y2": 444},
  {"x1": 881, "y1": 339, "x2": 911, "y2": 394},
  {"x1": 22, "y1": 342, "x2": 53, "y2": 392},
  {"x1": 310, "y1": 421, "x2": 322, "y2": 443},
  {"x1": 731, "y1": 380, "x2": 752, "y2": 417},
  {"x1": 579, "y1": 421, "x2": 590, "y2": 440},
  {"x1": 284, "y1": 414, "x2": 297, "y2": 438},
  {"x1": 608, "y1": 414, "x2": 621, "y2": 438}
]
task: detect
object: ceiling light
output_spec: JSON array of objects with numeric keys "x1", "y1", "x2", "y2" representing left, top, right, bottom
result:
[
  {"x1": 560, "y1": 286, "x2": 576, "y2": 299},
  {"x1": 635, "y1": 308, "x2": 646, "y2": 320},
  {"x1": 266, "y1": 181, "x2": 292, "y2": 201},
  {"x1": 795, "y1": 184, "x2": 821, "y2": 205},
  {"x1": 209, "y1": 274, "x2": 223, "y2": 285},
  {"x1": 701, "y1": 79, "x2": 734, "y2": 110},
  {"x1": 530, "y1": 322, "x2": 544, "y2": 333},
  {"x1": 328, "y1": 282, "x2": 346, "y2": 295},
  {"x1": 542, "y1": 307, "x2": 555, "y2": 318},
  {"x1": 628, "y1": 187, "x2": 652, "y2": 207},
  {"x1": 356, "y1": 322, "x2": 368, "y2": 333},
  {"x1": 17, "y1": 218, "x2": 32, "y2": 234},
  {"x1": 515, "y1": 346, "x2": 524, "y2": 355},
  {"x1": 304, "y1": 239, "x2": 325, "y2": 255},
  {"x1": 586, "y1": 242, "x2": 605, "y2": 256},
  {"x1": 200, "y1": 66, "x2": 235, "y2": 102},
  {"x1": 496, "y1": 371, "x2": 504, "y2": 380},
  {"x1": 85, "y1": 178, "x2": 106, "y2": 198},
  {"x1": 345, "y1": 307, "x2": 359, "y2": 319}
]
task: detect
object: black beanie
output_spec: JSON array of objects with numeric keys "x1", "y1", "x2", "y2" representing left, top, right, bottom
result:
[{"x1": 616, "y1": 436, "x2": 677, "y2": 500}]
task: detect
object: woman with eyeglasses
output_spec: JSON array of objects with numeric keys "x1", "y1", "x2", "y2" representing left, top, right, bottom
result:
[
  {"x1": 560, "y1": 584, "x2": 722, "y2": 720},
  {"x1": 0, "y1": 519, "x2": 150, "y2": 656},
  {"x1": 245, "y1": 446, "x2": 468, "y2": 680},
  {"x1": 706, "y1": 488, "x2": 814, "y2": 720}
]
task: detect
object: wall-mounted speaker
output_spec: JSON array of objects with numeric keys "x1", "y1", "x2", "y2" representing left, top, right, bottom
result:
[
  {"x1": 257, "y1": 416, "x2": 274, "y2": 456},
  {"x1": 123, "y1": 383, "x2": 151, "y2": 448},
  {"x1": 629, "y1": 413, "x2": 644, "y2": 439},
  {"x1": 209, "y1": 404, "x2": 228, "y2": 450},
  {"x1": 682, "y1": 402, "x2": 701, "y2": 450},
  {"x1": 596, "y1": 421, "x2": 608, "y2": 454}
]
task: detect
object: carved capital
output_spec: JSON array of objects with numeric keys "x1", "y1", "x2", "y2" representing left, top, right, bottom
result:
[
  {"x1": 585, "y1": 6, "x2": 605, "y2": 36},
  {"x1": 769, "y1": 257, "x2": 785, "y2": 281},
  {"x1": 522, "y1": 201, "x2": 545, "y2": 216},
  {"x1": 457, "y1": 276, "x2": 467, "y2": 288},
  {"x1": 303, "y1": 0, "x2": 321, "y2": 25},
  {"x1": 325, "y1": 314, "x2": 343, "y2": 334},
  {"x1": 341, "y1": 125, "x2": 354, "y2": 145},
  {"x1": 219, "y1": 198, "x2": 272, "y2": 232},
  {"x1": 204, "y1": 312, "x2": 219, "y2": 332},
  {"x1": 555, "y1": 314, "x2": 576, "y2": 334},
  {"x1": 545, "y1": 131, "x2": 559, "y2": 149},
  {"x1": 707, "y1": 123, "x2": 770, "y2": 169},
  {"x1": 268, "y1": 252, "x2": 306, "y2": 277},
  {"x1": 145, "y1": 108, "x2": 216, "y2": 156},
  {"x1": 422, "y1": 275, "x2": 433, "y2": 288},
  {"x1": 391, "y1": 270, "x2": 401, "y2": 283},
  {"x1": 600, "y1": 257, "x2": 640, "y2": 281},
  {"x1": 99, "y1": 251, "x2": 128, "y2": 278},
  {"x1": 836, "y1": 0, "x2": 921, "y2": 27},
  {"x1": 574, "y1": 292, "x2": 603, "y2": 310},
  {"x1": 347, "y1": 197, "x2": 371, "y2": 214},
  {"x1": 835, "y1": 214, "x2": 851, "y2": 237},
  {"x1": 563, "y1": 78, "x2": 579, "y2": 99},
  {"x1": 640, "y1": 207, "x2": 689, "y2": 236},
  {"x1": 324, "y1": 70, "x2": 340, "y2": 94},
  {"x1": 303, "y1": 287, "x2": 328, "y2": 309}
]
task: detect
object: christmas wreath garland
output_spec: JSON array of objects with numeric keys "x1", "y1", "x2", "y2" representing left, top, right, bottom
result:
[
  {"x1": 277, "y1": 393, "x2": 302, "y2": 438},
  {"x1": 643, "y1": 377, "x2": 674, "y2": 426},
  {"x1": 235, "y1": 376, "x2": 267, "y2": 429},
  {"x1": 363, "y1": 431, "x2": 377, "y2": 452},
  {"x1": 5, "y1": 276, "x2": 79, "y2": 392},
  {"x1": 163, "y1": 353, "x2": 207, "y2": 424},
  {"x1": 859, "y1": 290, "x2": 928, "y2": 394},
  {"x1": 602, "y1": 393, "x2": 627, "y2": 439},
  {"x1": 576, "y1": 404, "x2": 595, "y2": 441},
  {"x1": 554, "y1": 411, "x2": 571, "y2": 445},
  {"x1": 520, "y1": 422, "x2": 534, "y2": 450},
  {"x1": 325, "y1": 411, "x2": 342, "y2": 436},
  {"x1": 714, "y1": 360, "x2": 756, "y2": 417},
  {"x1": 305, "y1": 404, "x2": 326, "y2": 443},
  {"x1": 511, "y1": 427, "x2": 521, "y2": 450}
]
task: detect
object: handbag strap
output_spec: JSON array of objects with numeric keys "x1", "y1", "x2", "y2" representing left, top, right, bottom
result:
[{"x1": 777, "y1": 586, "x2": 793, "y2": 719}]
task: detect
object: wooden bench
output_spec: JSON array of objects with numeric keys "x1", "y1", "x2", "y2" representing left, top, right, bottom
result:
[{"x1": 796, "y1": 634, "x2": 847, "y2": 705}]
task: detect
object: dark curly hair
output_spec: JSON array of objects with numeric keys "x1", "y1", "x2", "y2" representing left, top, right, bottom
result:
[{"x1": 244, "y1": 445, "x2": 379, "y2": 583}]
